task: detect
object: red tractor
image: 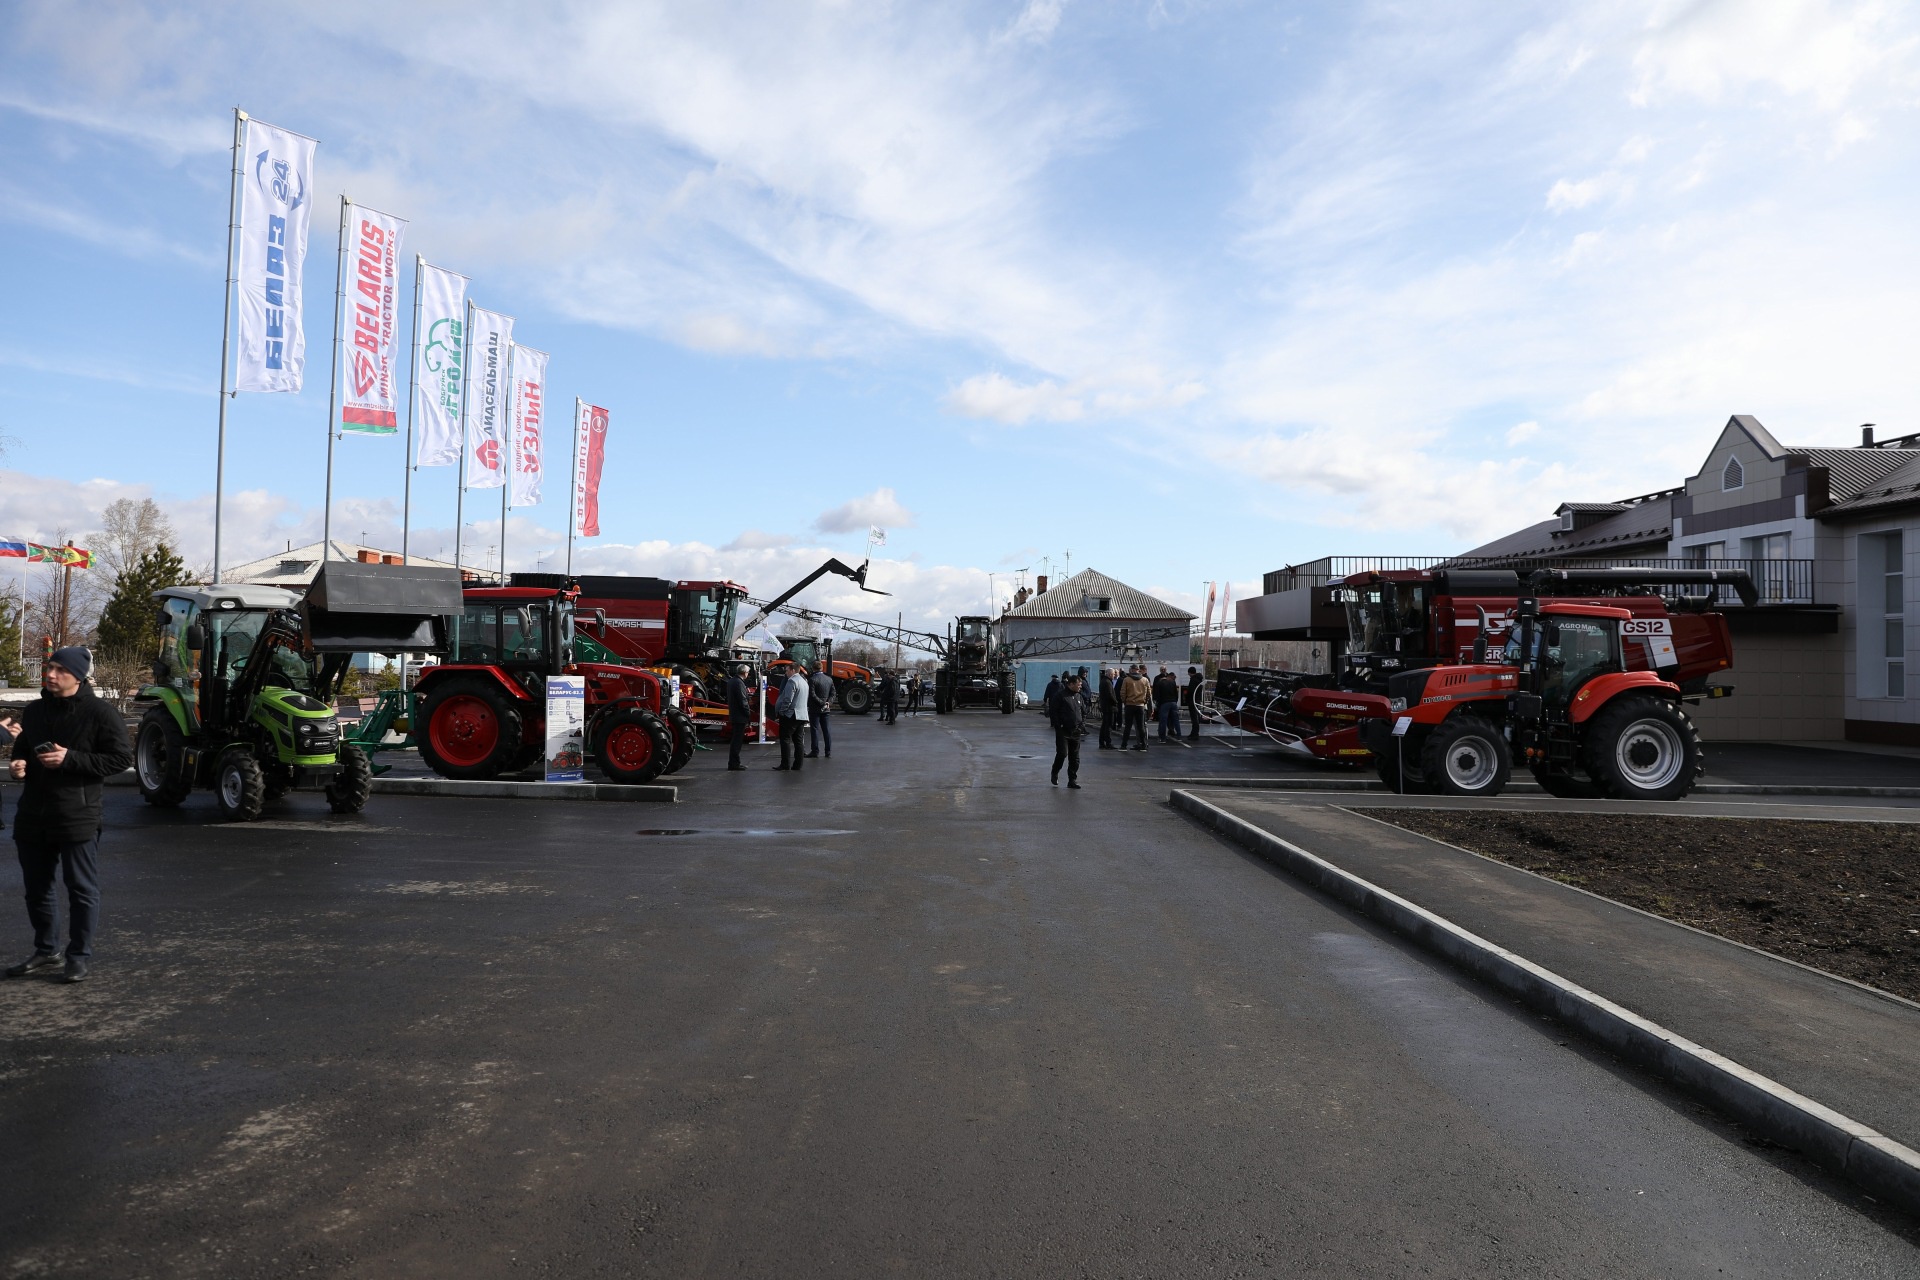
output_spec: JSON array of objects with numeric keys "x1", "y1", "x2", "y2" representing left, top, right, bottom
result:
[
  {"x1": 1214, "y1": 566, "x2": 1748, "y2": 765},
  {"x1": 1352, "y1": 591, "x2": 1710, "y2": 800},
  {"x1": 414, "y1": 583, "x2": 697, "y2": 784}
]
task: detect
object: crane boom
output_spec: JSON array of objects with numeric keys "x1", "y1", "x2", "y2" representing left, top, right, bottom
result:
[
  {"x1": 746, "y1": 598, "x2": 948, "y2": 656},
  {"x1": 1001, "y1": 623, "x2": 1192, "y2": 660},
  {"x1": 735, "y1": 557, "x2": 888, "y2": 638}
]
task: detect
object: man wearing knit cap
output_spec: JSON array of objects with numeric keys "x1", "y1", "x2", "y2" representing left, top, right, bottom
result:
[{"x1": 6, "y1": 647, "x2": 131, "y2": 984}]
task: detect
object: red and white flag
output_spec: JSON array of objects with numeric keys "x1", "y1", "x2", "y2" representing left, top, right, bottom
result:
[
  {"x1": 574, "y1": 401, "x2": 609, "y2": 538},
  {"x1": 462, "y1": 307, "x2": 514, "y2": 489},
  {"x1": 339, "y1": 203, "x2": 407, "y2": 434},
  {"x1": 508, "y1": 345, "x2": 548, "y2": 506}
]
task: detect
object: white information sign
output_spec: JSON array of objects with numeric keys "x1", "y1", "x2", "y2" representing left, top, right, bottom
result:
[{"x1": 545, "y1": 675, "x2": 586, "y2": 782}]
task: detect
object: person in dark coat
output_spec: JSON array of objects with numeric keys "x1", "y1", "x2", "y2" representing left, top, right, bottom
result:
[
  {"x1": 1097, "y1": 667, "x2": 1117, "y2": 750},
  {"x1": 879, "y1": 669, "x2": 899, "y2": 724},
  {"x1": 807, "y1": 666, "x2": 835, "y2": 758},
  {"x1": 1185, "y1": 666, "x2": 1205, "y2": 739},
  {"x1": 0, "y1": 707, "x2": 17, "y2": 831},
  {"x1": 1042, "y1": 672, "x2": 1061, "y2": 719},
  {"x1": 1048, "y1": 674, "x2": 1085, "y2": 788},
  {"x1": 7, "y1": 647, "x2": 132, "y2": 983},
  {"x1": 1152, "y1": 667, "x2": 1181, "y2": 741},
  {"x1": 724, "y1": 664, "x2": 753, "y2": 770}
]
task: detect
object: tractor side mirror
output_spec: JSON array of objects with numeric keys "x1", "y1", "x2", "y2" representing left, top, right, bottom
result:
[
  {"x1": 185, "y1": 621, "x2": 208, "y2": 650},
  {"x1": 155, "y1": 606, "x2": 172, "y2": 630}
]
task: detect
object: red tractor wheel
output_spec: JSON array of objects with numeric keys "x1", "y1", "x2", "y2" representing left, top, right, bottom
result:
[
  {"x1": 662, "y1": 708, "x2": 698, "y2": 775},
  {"x1": 593, "y1": 707, "x2": 673, "y2": 785},
  {"x1": 419, "y1": 678, "x2": 525, "y2": 780}
]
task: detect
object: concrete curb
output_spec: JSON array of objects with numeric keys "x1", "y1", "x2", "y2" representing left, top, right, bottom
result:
[
  {"x1": 103, "y1": 769, "x2": 676, "y2": 803},
  {"x1": 1142, "y1": 776, "x2": 1920, "y2": 798},
  {"x1": 1169, "y1": 787, "x2": 1920, "y2": 1216}
]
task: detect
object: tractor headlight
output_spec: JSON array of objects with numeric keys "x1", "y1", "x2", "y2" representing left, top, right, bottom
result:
[{"x1": 1388, "y1": 697, "x2": 1408, "y2": 713}]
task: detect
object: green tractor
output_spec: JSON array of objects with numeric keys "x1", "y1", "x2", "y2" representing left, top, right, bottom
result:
[{"x1": 132, "y1": 561, "x2": 461, "y2": 821}]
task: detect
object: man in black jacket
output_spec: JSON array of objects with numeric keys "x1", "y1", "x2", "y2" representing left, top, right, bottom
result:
[
  {"x1": 7, "y1": 647, "x2": 132, "y2": 983},
  {"x1": 1097, "y1": 667, "x2": 1117, "y2": 749},
  {"x1": 1185, "y1": 666, "x2": 1205, "y2": 739},
  {"x1": 725, "y1": 664, "x2": 753, "y2": 770},
  {"x1": 1048, "y1": 673, "x2": 1085, "y2": 788}
]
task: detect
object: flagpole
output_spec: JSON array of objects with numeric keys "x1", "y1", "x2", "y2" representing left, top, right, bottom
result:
[
  {"x1": 321, "y1": 194, "x2": 349, "y2": 563},
  {"x1": 402, "y1": 254, "x2": 423, "y2": 566},
  {"x1": 566, "y1": 397, "x2": 580, "y2": 576},
  {"x1": 500, "y1": 483, "x2": 509, "y2": 583},
  {"x1": 213, "y1": 107, "x2": 246, "y2": 585},
  {"x1": 453, "y1": 296, "x2": 473, "y2": 587}
]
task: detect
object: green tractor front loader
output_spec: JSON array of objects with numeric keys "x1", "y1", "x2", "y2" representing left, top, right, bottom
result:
[{"x1": 132, "y1": 561, "x2": 461, "y2": 821}]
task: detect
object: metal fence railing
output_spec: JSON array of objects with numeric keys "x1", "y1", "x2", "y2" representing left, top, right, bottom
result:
[{"x1": 1260, "y1": 555, "x2": 1818, "y2": 606}]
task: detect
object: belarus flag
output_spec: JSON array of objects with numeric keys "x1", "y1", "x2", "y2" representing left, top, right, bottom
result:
[{"x1": 0, "y1": 537, "x2": 27, "y2": 558}]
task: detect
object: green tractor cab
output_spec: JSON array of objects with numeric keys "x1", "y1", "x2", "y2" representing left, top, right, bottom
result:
[{"x1": 133, "y1": 561, "x2": 461, "y2": 821}]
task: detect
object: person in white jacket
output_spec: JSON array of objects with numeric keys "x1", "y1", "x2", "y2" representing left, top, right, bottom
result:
[{"x1": 774, "y1": 663, "x2": 811, "y2": 772}]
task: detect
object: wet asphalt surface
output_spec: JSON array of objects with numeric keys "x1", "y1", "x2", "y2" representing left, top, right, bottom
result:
[{"x1": 3, "y1": 712, "x2": 1918, "y2": 1277}]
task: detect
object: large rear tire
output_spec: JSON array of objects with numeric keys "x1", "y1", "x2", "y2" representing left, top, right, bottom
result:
[
  {"x1": 1582, "y1": 696, "x2": 1702, "y2": 801},
  {"x1": 214, "y1": 751, "x2": 267, "y2": 822},
  {"x1": 594, "y1": 707, "x2": 673, "y2": 785},
  {"x1": 663, "y1": 707, "x2": 697, "y2": 775},
  {"x1": 326, "y1": 742, "x2": 374, "y2": 814},
  {"x1": 1000, "y1": 677, "x2": 1016, "y2": 714},
  {"x1": 134, "y1": 707, "x2": 192, "y2": 807},
  {"x1": 418, "y1": 678, "x2": 525, "y2": 780},
  {"x1": 838, "y1": 679, "x2": 874, "y2": 716},
  {"x1": 1421, "y1": 715, "x2": 1511, "y2": 798}
]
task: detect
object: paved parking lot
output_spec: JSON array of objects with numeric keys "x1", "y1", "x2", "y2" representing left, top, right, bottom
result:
[{"x1": 4, "y1": 713, "x2": 1916, "y2": 1276}]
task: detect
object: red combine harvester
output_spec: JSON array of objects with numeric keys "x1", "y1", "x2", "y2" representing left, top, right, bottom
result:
[
  {"x1": 414, "y1": 582, "x2": 698, "y2": 784},
  {"x1": 1213, "y1": 566, "x2": 1750, "y2": 771}
]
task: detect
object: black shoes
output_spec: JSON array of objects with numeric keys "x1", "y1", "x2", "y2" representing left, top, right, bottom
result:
[
  {"x1": 806, "y1": 752, "x2": 819, "y2": 758},
  {"x1": 1067, "y1": 781, "x2": 1082, "y2": 789},
  {"x1": 775, "y1": 764, "x2": 791, "y2": 771},
  {"x1": 6, "y1": 952, "x2": 59, "y2": 978},
  {"x1": 727, "y1": 764, "x2": 748, "y2": 771},
  {"x1": 1050, "y1": 774, "x2": 1059, "y2": 786},
  {"x1": 62, "y1": 957, "x2": 89, "y2": 983}
]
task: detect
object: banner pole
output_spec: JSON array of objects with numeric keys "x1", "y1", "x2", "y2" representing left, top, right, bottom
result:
[
  {"x1": 213, "y1": 108, "x2": 246, "y2": 584},
  {"x1": 454, "y1": 296, "x2": 473, "y2": 587},
  {"x1": 500, "y1": 483, "x2": 509, "y2": 583},
  {"x1": 321, "y1": 194, "x2": 349, "y2": 562},
  {"x1": 567, "y1": 397, "x2": 580, "y2": 576},
  {"x1": 402, "y1": 254, "x2": 422, "y2": 566}
]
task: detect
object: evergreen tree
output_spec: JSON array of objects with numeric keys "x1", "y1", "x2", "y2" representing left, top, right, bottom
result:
[
  {"x1": 94, "y1": 543, "x2": 189, "y2": 659},
  {"x1": 0, "y1": 597, "x2": 24, "y2": 686}
]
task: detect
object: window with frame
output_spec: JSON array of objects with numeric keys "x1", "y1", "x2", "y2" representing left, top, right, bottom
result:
[
  {"x1": 1880, "y1": 531, "x2": 1904, "y2": 698},
  {"x1": 1087, "y1": 595, "x2": 1112, "y2": 613}
]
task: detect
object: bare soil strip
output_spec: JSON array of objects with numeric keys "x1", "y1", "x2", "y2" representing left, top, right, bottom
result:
[{"x1": 1368, "y1": 811, "x2": 1920, "y2": 1003}]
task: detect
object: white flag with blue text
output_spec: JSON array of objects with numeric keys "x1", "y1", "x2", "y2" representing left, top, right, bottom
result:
[{"x1": 235, "y1": 119, "x2": 317, "y2": 393}]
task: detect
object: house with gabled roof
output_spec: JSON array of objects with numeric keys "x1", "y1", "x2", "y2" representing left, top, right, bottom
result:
[{"x1": 998, "y1": 568, "x2": 1194, "y2": 701}]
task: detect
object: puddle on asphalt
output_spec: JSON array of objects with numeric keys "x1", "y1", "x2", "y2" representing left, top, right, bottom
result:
[
  {"x1": 204, "y1": 821, "x2": 395, "y2": 832},
  {"x1": 636, "y1": 828, "x2": 856, "y2": 838}
]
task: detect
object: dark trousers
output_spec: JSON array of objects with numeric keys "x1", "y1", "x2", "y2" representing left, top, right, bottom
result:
[
  {"x1": 1051, "y1": 728, "x2": 1080, "y2": 783},
  {"x1": 1099, "y1": 702, "x2": 1116, "y2": 747},
  {"x1": 1187, "y1": 701, "x2": 1201, "y2": 737},
  {"x1": 17, "y1": 837, "x2": 100, "y2": 958},
  {"x1": 779, "y1": 717, "x2": 806, "y2": 769},
  {"x1": 882, "y1": 698, "x2": 897, "y2": 724},
  {"x1": 1121, "y1": 706, "x2": 1148, "y2": 748},
  {"x1": 809, "y1": 711, "x2": 832, "y2": 756},
  {"x1": 728, "y1": 715, "x2": 748, "y2": 767},
  {"x1": 1156, "y1": 701, "x2": 1179, "y2": 739}
]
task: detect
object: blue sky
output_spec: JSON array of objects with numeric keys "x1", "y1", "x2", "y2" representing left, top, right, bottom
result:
[{"x1": 3, "y1": 0, "x2": 1919, "y2": 632}]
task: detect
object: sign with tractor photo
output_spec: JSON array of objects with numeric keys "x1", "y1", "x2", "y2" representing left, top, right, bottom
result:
[{"x1": 546, "y1": 675, "x2": 585, "y2": 782}]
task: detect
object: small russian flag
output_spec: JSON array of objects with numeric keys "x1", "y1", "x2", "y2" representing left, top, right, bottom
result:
[{"x1": 0, "y1": 537, "x2": 27, "y2": 559}]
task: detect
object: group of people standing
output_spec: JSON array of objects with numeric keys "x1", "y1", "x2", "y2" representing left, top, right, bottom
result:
[
  {"x1": 874, "y1": 669, "x2": 923, "y2": 724},
  {"x1": 1043, "y1": 662, "x2": 1207, "y2": 786},
  {"x1": 723, "y1": 663, "x2": 933, "y2": 771}
]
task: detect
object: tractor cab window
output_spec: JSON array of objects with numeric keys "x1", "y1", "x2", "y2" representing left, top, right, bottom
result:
[
  {"x1": 1346, "y1": 582, "x2": 1424, "y2": 655},
  {"x1": 155, "y1": 598, "x2": 197, "y2": 690},
  {"x1": 673, "y1": 589, "x2": 737, "y2": 652},
  {"x1": 209, "y1": 610, "x2": 269, "y2": 682},
  {"x1": 1539, "y1": 618, "x2": 1618, "y2": 707},
  {"x1": 450, "y1": 604, "x2": 501, "y2": 662},
  {"x1": 500, "y1": 602, "x2": 551, "y2": 662},
  {"x1": 957, "y1": 620, "x2": 988, "y2": 646}
]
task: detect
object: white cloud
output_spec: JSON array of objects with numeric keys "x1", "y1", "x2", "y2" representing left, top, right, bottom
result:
[
  {"x1": 1545, "y1": 172, "x2": 1626, "y2": 212},
  {"x1": 945, "y1": 370, "x2": 1205, "y2": 424},
  {"x1": 998, "y1": 0, "x2": 1067, "y2": 46},
  {"x1": 1506, "y1": 420, "x2": 1540, "y2": 445},
  {"x1": 1629, "y1": 0, "x2": 1918, "y2": 114},
  {"x1": 813, "y1": 487, "x2": 915, "y2": 534},
  {"x1": 722, "y1": 528, "x2": 797, "y2": 551}
]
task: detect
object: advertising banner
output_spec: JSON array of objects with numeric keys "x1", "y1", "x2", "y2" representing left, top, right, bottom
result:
[
  {"x1": 413, "y1": 264, "x2": 468, "y2": 465},
  {"x1": 544, "y1": 675, "x2": 586, "y2": 782},
  {"x1": 574, "y1": 402, "x2": 609, "y2": 537},
  {"x1": 462, "y1": 307, "x2": 515, "y2": 489},
  {"x1": 339, "y1": 204, "x2": 408, "y2": 434},
  {"x1": 508, "y1": 345, "x2": 549, "y2": 507},
  {"x1": 235, "y1": 118, "x2": 317, "y2": 393}
]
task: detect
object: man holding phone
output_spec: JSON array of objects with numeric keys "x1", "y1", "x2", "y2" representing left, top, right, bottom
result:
[{"x1": 6, "y1": 647, "x2": 131, "y2": 983}]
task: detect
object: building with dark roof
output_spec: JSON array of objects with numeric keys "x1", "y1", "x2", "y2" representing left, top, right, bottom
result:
[
  {"x1": 998, "y1": 568, "x2": 1194, "y2": 700},
  {"x1": 1238, "y1": 414, "x2": 1920, "y2": 744}
]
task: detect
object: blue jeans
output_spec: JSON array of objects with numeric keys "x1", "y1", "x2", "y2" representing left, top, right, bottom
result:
[
  {"x1": 810, "y1": 710, "x2": 832, "y2": 756},
  {"x1": 1156, "y1": 701, "x2": 1179, "y2": 739},
  {"x1": 17, "y1": 837, "x2": 100, "y2": 958}
]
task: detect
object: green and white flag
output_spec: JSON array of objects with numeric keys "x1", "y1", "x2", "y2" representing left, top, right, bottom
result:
[{"x1": 414, "y1": 263, "x2": 468, "y2": 465}]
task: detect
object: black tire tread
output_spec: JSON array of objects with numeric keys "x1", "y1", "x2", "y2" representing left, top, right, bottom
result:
[
  {"x1": 215, "y1": 751, "x2": 267, "y2": 822},
  {"x1": 1420, "y1": 713, "x2": 1512, "y2": 797},
  {"x1": 326, "y1": 742, "x2": 374, "y2": 814},
  {"x1": 417, "y1": 676, "x2": 526, "y2": 780},
  {"x1": 135, "y1": 707, "x2": 193, "y2": 807},
  {"x1": 1581, "y1": 694, "x2": 1702, "y2": 802}
]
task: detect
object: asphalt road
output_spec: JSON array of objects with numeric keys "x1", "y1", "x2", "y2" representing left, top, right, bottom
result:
[{"x1": 3, "y1": 712, "x2": 1916, "y2": 1277}]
